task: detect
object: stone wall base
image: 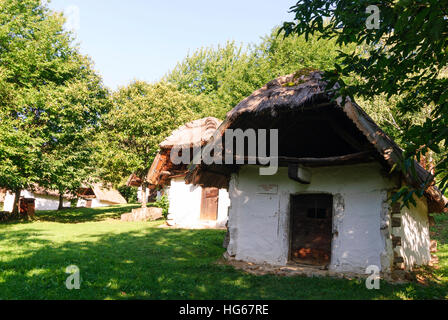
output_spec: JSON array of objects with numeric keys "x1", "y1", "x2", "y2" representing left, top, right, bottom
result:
[
  {"x1": 121, "y1": 207, "x2": 163, "y2": 222},
  {"x1": 220, "y1": 253, "x2": 427, "y2": 284}
]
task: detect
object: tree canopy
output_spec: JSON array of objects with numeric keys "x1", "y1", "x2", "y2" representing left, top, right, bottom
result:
[
  {"x1": 282, "y1": 0, "x2": 448, "y2": 198},
  {"x1": 165, "y1": 31, "x2": 352, "y2": 119},
  {"x1": 96, "y1": 81, "x2": 205, "y2": 191},
  {"x1": 0, "y1": 0, "x2": 109, "y2": 213}
]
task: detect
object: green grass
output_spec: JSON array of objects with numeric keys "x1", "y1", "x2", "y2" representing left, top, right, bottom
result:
[{"x1": 0, "y1": 205, "x2": 447, "y2": 300}]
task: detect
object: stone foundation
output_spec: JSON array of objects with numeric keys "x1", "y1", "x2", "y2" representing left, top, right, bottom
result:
[
  {"x1": 220, "y1": 253, "x2": 426, "y2": 284},
  {"x1": 121, "y1": 207, "x2": 163, "y2": 222}
]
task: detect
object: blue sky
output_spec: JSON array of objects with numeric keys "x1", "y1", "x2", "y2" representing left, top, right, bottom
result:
[{"x1": 48, "y1": 0, "x2": 296, "y2": 89}]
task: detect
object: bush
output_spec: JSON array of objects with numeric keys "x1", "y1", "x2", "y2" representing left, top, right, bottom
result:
[
  {"x1": 118, "y1": 185, "x2": 138, "y2": 204},
  {"x1": 152, "y1": 195, "x2": 169, "y2": 219}
]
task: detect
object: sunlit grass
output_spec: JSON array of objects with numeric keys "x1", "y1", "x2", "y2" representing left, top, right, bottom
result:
[{"x1": 0, "y1": 206, "x2": 447, "y2": 300}]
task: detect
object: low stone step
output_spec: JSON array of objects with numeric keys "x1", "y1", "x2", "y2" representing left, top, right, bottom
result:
[{"x1": 121, "y1": 207, "x2": 163, "y2": 222}]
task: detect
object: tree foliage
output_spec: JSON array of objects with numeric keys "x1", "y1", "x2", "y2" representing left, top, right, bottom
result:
[
  {"x1": 164, "y1": 41, "x2": 264, "y2": 119},
  {"x1": 96, "y1": 81, "x2": 205, "y2": 188},
  {"x1": 165, "y1": 32, "x2": 351, "y2": 119},
  {"x1": 282, "y1": 0, "x2": 448, "y2": 196},
  {"x1": 0, "y1": 0, "x2": 109, "y2": 213}
]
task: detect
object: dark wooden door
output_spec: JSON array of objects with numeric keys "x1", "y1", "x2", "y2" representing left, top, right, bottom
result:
[
  {"x1": 200, "y1": 188, "x2": 219, "y2": 220},
  {"x1": 19, "y1": 198, "x2": 35, "y2": 217},
  {"x1": 290, "y1": 194, "x2": 333, "y2": 266}
]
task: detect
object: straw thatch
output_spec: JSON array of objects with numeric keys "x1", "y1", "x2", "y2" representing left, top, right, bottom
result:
[
  {"x1": 186, "y1": 71, "x2": 447, "y2": 213},
  {"x1": 159, "y1": 117, "x2": 222, "y2": 149},
  {"x1": 78, "y1": 183, "x2": 127, "y2": 205},
  {"x1": 92, "y1": 184, "x2": 127, "y2": 204},
  {"x1": 30, "y1": 185, "x2": 73, "y2": 199},
  {"x1": 126, "y1": 173, "x2": 142, "y2": 187},
  {"x1": 146, "y1": 117, "x2": 222, "y2": 188},
  {"x1": 0, "y1": 186, "x2": 73, "y2": 203},
  {"x1": 125, "y1": 117, "x2": 222, "y2": 189}
]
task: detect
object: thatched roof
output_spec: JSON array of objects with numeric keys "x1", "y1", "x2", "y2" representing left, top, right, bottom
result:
[
  {"x1": 0, "y1": 186, "x2": 73, "y2": 200},
  {"x1": 186, "y1": 71, "x2": 447, "y2": 213},
  {"x1": 31, "y1": 185, "x2": 73, "y2": 199},
  {"x1": 159, "y1": 117, "x2": 222, "y2": 149},
  {"x1": 144, "y1": 117, "x2": 222, "y2": 187},
  {"x1": 126, "y1": 173, "x2": 142, "y2": 187},
  {"x1": 78, "y1": 183, "x2": 127, "y2": 205},
  {"x1": 125, "y1": 117, "x2": 222, "y2": 188}
]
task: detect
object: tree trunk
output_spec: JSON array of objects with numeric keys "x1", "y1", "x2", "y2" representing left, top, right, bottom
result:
[
  {"x1": 141, "y1": 182, "x2": 147, "y2": 209},
  {"x1": 12, "y1": 188, "x2": 21, "y2": 216},
  {"x1": 58, "y1": 193, "x2": 64, "y2": 210}
]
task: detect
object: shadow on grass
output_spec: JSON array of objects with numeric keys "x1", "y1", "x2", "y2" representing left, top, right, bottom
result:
[
  {"x1": 432, "y1": 213, "x2": 448, "y2": 244},
  {"x1": 1, "y1": 224, "x2": 447, "y2": 300},
  {"x1": 430, "y1": 213, "x2": 448, "y2": 280},
  {"x1": 35, "y1": 205, "x2": 141, "y2": 224}
]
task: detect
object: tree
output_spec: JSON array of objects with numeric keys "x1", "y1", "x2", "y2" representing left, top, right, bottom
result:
[
  {"x1": 165, "y1": 31, "x2": 353, "y2": 119},
  {"x1": 97, "y1": 81, "x2": 205, "y2": 208},
  {"x1": 40, "y1": 75, "x2": 110, "y2": 210},
  {"x1": 282, "y1": 0, "x2": 448, "y2": 198},
  {"x1": 165, "y1": 41, "x2": 265, "y2": 119},
  {"x1": 255, "y1": 28, "x2": 354, "y2": 79},
  {"x1": 0, "y1": 0, "x2": 109, "y2": 214}
]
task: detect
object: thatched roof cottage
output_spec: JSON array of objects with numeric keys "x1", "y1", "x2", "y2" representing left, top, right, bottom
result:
[
  {"x1": 77, "y1": 183, "x2": 127, "y2": 208},
  {"x1": 0, "y1": 186, "x2": 72, "y2": 212},
  {"x1": 186, "y1": 71, "x2": 447, "y2": 273},
  {"x1": 147, "y1": 117, "x2": 230, "y2": 228}
]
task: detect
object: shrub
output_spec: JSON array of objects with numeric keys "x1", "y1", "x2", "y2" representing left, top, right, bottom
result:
[
  {"x1": 153, "y1": 195, "x2": 169, "y2": 219},
  {"x1": 118, "y1": 186, "x2": 139, "y2": 204}
]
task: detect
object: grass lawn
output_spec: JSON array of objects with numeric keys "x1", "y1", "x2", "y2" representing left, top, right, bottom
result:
[{"x1": 0, "y1": 205, "x2": 447, "y2": 300}]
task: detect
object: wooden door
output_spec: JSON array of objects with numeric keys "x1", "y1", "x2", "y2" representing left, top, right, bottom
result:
[
  {"x1": 86, "y1": 199, "x2": 93, "y2": 208},
  {"x1": 290, "y1": 194, "x2": 333, "y2": 266},
  {"x1": 200, "y1": 188, "x2": 219, "y2": 220},
  {"x1": 19, "y1": 198, "x2": 35, "y2": 217}
]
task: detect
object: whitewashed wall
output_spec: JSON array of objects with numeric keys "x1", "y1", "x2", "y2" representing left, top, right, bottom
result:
[
  {"x1": 218, "y1": 188, "x2": 231, "y2": 223},
  {"x1": 394, "y1": 195, "x2": 431, "y2": 269},
  {"x1": 2, "y1": 191, "x2": 15, "y2": 212},
  {"x1": 33, "y1": 194, "x2": 71, "y2": 211},
  {"x1": 226, "y1": 163, "x2": 405, "y2": 274},
  {"x1": 167, "y1": 177, "x2": 230, "y2": 228},
  {"x1": 76, "y1": 198, "x2": 114, "y2": 208},
  {"x1": 137, "y1": 186, "x2": 150, "y2": 203},
  {"x1": 2, "y1": 190, "x2": 70, "y2": 212}
]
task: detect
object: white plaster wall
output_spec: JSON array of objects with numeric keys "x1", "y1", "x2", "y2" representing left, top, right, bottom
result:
[
  {"x1": 93, "y1": 199, "x2": 117, "y2": 208},
  {"x1": 76, "y1": 198, "x2": 87, "y2": 208},
  {"x1": 227, "y1": 163, "x2": 397, "y2": 273},
  {"x1": 34, "y1": 195, "x2": 71, "y2": 211},
  {"x1": 2, "y1": 190, "x2": 70, "y2": 212},
  {"x1": 168, "y1": 177, "x2": 230, "y2": 228},
  {"x1": 76, "y1": 198, "x2": 114, "y2": 208},
  {"x1": 137, "y1": 187, "x2": 150, "y2": 202},
  {"x1": 394, "y1": 195, "x2": 431, "y2": 269},
  {"x1": 218, "y1": 189, "x2": 231, "y2": 224},
  {"x1": 3, "y1": 191, "x2": 15, "y2": 212}
]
